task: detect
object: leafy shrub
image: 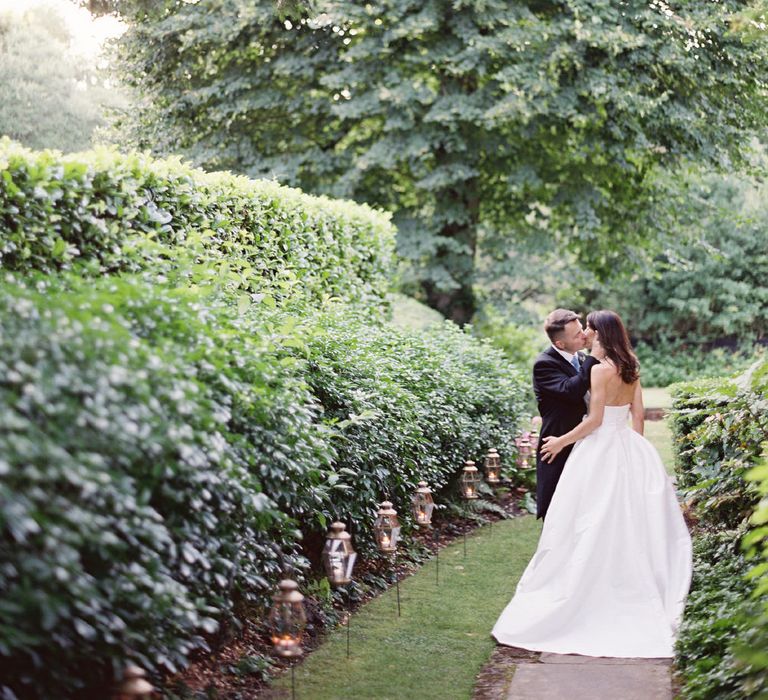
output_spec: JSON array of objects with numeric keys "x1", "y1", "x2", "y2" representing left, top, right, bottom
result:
[
  {"x1": 0, "y1": 138, "x2": 395, "y2": 309},
  {"x1": 671, "y1": 360, "x2": 768, "y2": 698},
  {"x1": 471, "y1": 306, "x2": 546, "y2": 375},
  {"x1": 0, "y1": 273, "x2": 333, "y2": 697},
  {"x1": 0, "y1": 271, "x2": 529, "y2": 698},
  {"x1": 675, "y1": 529, "x2": 756, "y2": 700},
  {"x1": 297, "y1": 312, "x2": 530, "y2": 551},
  {"x1": 670, "y1": 366, "x2": 767, "y2": 527},
  {"x1": 740, "y1": 449, "x2": 768, "y2": 697}
]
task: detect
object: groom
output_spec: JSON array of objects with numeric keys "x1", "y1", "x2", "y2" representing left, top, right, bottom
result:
[{"x1": 532, "y1": 309, "x2": 598, "y2": 520}]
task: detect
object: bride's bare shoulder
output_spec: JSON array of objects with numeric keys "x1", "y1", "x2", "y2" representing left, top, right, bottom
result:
[{"x1": 590, "y1": 362, "x2": 615, "y2": 380}]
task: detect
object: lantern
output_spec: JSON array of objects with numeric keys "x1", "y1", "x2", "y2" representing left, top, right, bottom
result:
[
  {"x1": 411, "y1": 481, "x2": 435, "y2": 527},
  {"x1": 322, "y1": 522, "x2": 357, "y2": 586},
  {"x1": 268, "y1": 580, "x2": 307, "y2": 658},
  {"x1": 374, "y1": 500, "x2": 401, "y2": 553},
  {"x1": 515, "y1": 434, "x2": 533, "y2": 469},
  {"x1": 460, "y1": 460, "x2": 480, "y2": 499},
  {"x1": 113, "y1": 665, "x2": 154, "y2": 700},
  {"x1": 484, "y1": 448, "x2": 501, "y2": 484}
]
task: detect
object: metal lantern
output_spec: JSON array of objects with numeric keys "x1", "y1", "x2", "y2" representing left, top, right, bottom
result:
[
  {"x1": 515, "y1": 434, "x2": 533, "y2": 469},
  {"x1": 460, "y1": 460, "x2": 480, "y2": 499},
  {"x1": 374, "y1": 500, "x2": 401, "y2": 553},
  {"x1": 484, "y1": 448, "x2": 501, "y2": 484},
  {"x1": 322, "y1": 522, "x2": 357, "y2": 586},
  {"x1": 113, "y1": 665, "x2": 154, "y2": 700},
  {"x1": 411, "y1": 481, "x2": 435, "y2": 527},
  {"x1": 268, "y1": 579, "x2": 307, "y2": 658}
]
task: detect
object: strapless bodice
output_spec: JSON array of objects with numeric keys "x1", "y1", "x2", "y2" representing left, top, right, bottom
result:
[{"x1": 600, "y1": 404, "x2": 631, "y2": 426}]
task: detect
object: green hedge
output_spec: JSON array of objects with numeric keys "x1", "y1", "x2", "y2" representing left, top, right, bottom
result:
[
  {"x1": 0, "y1": 272, "x2": 528, "y2": 698},
  {"x1": 299, "y1": 310, "x2": 529, "y2": 546},
  {"x1": 0, "y1": 143, "x2": 529, "y2": 697},
  {"x1": 0, "y1": 138, "x2": 395, "y2": 308},
  {"x1": 742, "y1": 450, "x2": 768, "y2": 697},
  {"x1": 670, "y1": 361, "x2": 768, "y2": 698}
]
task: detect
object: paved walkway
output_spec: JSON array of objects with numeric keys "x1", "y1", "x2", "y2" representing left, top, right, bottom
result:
[{"x1": 474, "y1": 647, "x2": 673, "y2": 700}]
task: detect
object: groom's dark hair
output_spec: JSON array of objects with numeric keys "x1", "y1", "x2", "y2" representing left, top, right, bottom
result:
[{"x1": 544, "y1": 309, "x2": 581, "y2": 342}]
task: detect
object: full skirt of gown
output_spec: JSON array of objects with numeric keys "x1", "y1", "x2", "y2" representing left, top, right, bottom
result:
[{"x1": 492, "y1": 405, "x2": 692, "y2": 658}]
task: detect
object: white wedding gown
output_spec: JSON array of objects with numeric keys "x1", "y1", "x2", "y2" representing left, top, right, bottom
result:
[{"x1": 492, "y1": 404, "x2": 692, "y2": 658}]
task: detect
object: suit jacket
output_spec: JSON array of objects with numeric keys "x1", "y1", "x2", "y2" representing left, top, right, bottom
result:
[{"x1": 532, "y1": 346, "x2": 598, "y2": 519}]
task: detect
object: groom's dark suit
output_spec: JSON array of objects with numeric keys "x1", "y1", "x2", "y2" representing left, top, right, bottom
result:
[{"x1": 532, "y1": 347, "x2": 599, "y2": 520}]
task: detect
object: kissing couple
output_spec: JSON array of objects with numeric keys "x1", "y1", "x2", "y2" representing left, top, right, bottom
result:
[{"x1": 492, "y1": 309, "x2": 693, "y2": 658}]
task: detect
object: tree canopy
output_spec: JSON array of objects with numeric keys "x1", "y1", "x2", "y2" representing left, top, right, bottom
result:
[
  {"x1": 113, "y1": 0, "x2": 768, "y2": 322},
  {"x1": 0, "y1": 5, "x2": 122, "y2": 153}
]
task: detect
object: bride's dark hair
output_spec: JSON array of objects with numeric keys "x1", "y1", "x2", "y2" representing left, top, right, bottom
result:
[{"x1": 586, "y1": 310, "x2": 640, "y2": 384}]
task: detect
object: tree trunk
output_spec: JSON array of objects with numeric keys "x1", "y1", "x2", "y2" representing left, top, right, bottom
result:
[{"x1": 422, "y1": 183, "x2": 480, "y2": 326}]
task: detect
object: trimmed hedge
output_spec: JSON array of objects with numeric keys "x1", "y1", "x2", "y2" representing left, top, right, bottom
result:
[
  {"x1": 0, "y1": 143, "x2": 529, "y2": 696},
  {"x1": 0, "y1": 137, "x2": 395, "y2": 309},
  {"x1": 298, "y1": 310, "x2": 529, "y2": 546},
  {"x1": 670, "y1": 361, "x2": 768, "y2": 698},
  {"x1": 0, "y1": 271, "x2": 528, "y2": 698}
]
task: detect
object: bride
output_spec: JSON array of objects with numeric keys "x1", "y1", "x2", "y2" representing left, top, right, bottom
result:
[{"x1": 492, "y1": 310, "x2": 692, "y2": 658}]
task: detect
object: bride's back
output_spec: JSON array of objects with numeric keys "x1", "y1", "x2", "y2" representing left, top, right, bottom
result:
[{"x1": 599, "y1": 363, "x2": 638, "y2": 406}]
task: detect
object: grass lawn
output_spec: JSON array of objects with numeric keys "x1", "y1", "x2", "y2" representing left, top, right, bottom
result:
[
  {"x1": 389, "y1": 293, "x2": 444, "y2": 331},
  {"x1": 644, "y1": 419, "x2": 675, "y2": 475},
  {"x1": 642, "y1": 386, "x2": 674, "y2": 410},
  {"x1": 642, "y1": 387, "x2": 675, "y2": 475},
  {"x1": 273, "y1": 516, "x2": 541, "y2": 700}
]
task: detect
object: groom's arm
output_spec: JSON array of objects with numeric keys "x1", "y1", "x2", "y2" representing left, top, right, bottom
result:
[{"x1": 533, "y1": 355, "x2": 599, "y2": 402}]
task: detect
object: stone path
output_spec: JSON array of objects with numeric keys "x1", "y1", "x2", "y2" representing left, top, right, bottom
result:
[{"x1": 474, "y1": 647, "x2": 673, "y2": 700}]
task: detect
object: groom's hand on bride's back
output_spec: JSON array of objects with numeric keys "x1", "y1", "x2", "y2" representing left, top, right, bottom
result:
[{"x1": 540, "y1": 435, "x2": 564, "y2": 463}]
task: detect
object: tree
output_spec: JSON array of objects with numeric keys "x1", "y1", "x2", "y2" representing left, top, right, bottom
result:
[
  {"x1": 112, "y1": 0, "x2": 768, "y2": 323},
  {"x1": 594, "y1": 167, "x2": 768, "y2": 344},
  {"x1": 0, "y1": 5, "x2": 122, "y2": 153}
]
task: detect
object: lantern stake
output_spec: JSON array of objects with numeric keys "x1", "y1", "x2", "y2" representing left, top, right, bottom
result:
[
  {"x1": 346, "y1": 583, "x2": 352, "y2": 659},
  {"x1": 291, "y1": 665, "x2": 296, "y2": 700},
  {"x1": 463, "y1": 504, "x2": 468, "y2": 558},
  {"x1": 394, "y1": 552, "x2": 401, "y2": 617},
  {"x1": 433, "y1": 525, "x2": 440, "y2": 586}
]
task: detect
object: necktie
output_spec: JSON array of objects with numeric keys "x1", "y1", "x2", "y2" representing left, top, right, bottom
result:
[{"x1": 571, "y1": 355, "x2": 580, "y2": 371}]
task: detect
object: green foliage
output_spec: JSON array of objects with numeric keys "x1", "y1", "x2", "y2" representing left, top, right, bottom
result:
[
  {"x1": 298, "y1": 311, "x2": 529, "y2": 550},
  {"x1": 0, "y1": 274, "x2": 323, "y2": 697},
  {"x1": 740, "y1": 449, "x2": 768, "y2": 697},
  {"x1": 0, "y1": 5, "x2": 121, "y2": 152},
  {"x1": 670, "y1": 361, "x2": 768, "y2": 698},
  {"x1": 471, "y1": 306, "x2": 545, "y2": 372},
  {"x1": 675, "y1": 529, "x2": 756, "y2": 700},
  {"x1": 636, "y1": 341, "x2": 765, "y2": 388},
  {"x1": 111, "y1": 0, "x2": 768, "y2": 321},
  {"x1": 0, "y1": 138, "x2": 396, "y2": 309},
  {"x1": 0, "y1": 142, "x2": 530, "y2": 697},
  {"x1": 596, "y1": 170, "x2": 768, "y2": 346},
  {"x1": 0, "y1": 273, "x2": 528, "y2": 697}
]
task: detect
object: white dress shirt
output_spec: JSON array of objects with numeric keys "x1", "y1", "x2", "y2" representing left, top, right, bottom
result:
[
  {"x1": 552, "y1": 346, "x2": 590, "y2": 409},
  {"x1": 552, "y1": 345, "x2": 579, "y2": 366}
]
